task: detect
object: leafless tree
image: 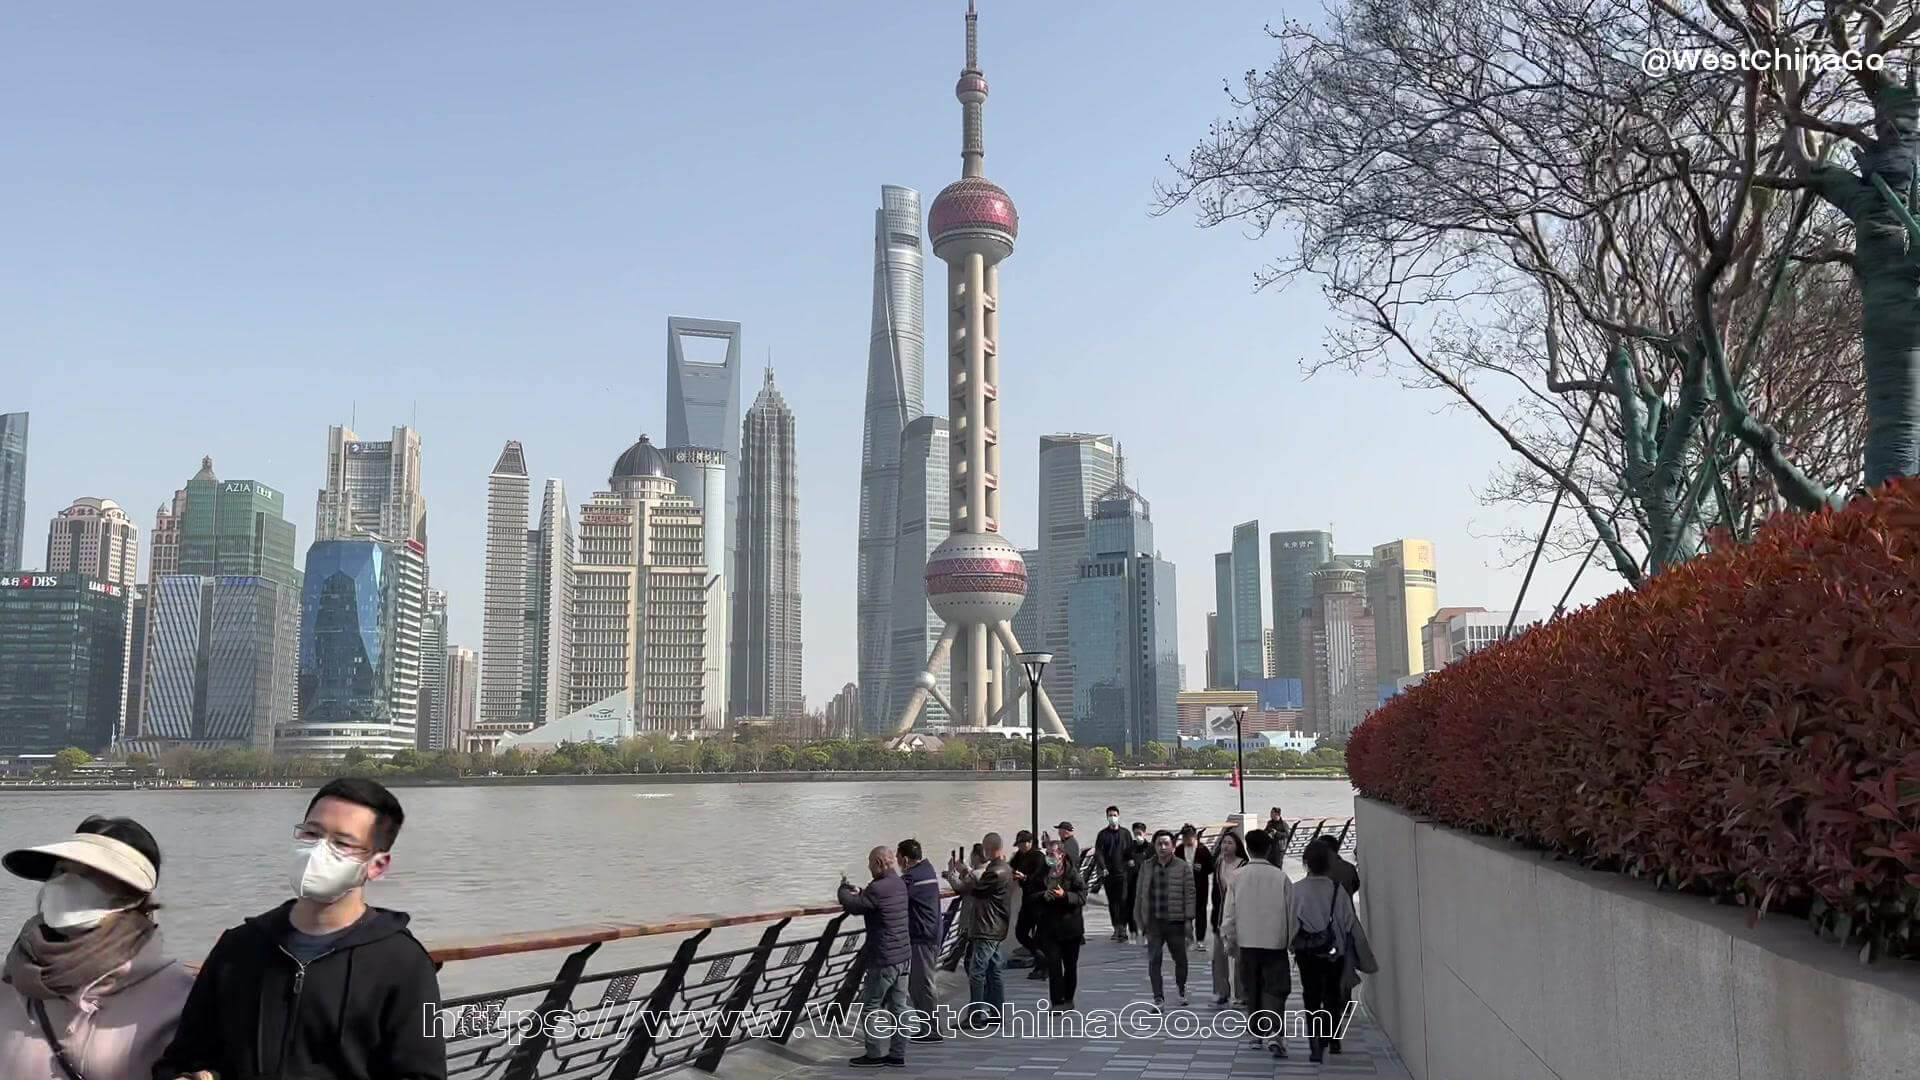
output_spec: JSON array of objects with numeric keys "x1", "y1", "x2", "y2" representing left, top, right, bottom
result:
[{"x1": 1156, "y1": 0, "x2": 1887, "y2": 587}]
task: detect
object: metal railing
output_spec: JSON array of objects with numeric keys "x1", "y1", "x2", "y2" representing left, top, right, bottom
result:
[{"x1": 432, "y1": 818, "x2": 1356, "y2": 1080}]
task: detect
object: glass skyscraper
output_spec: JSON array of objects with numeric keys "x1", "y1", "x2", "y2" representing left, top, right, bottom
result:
[
  {"x1": 883, "y1": 415, "x2": 949, "y2": 731},
  {"x1": 1067, "y1": 479, "x2": 1178, "y2": 752},
  {"x1": 1212, "y1": 553, "x2": 1235, "y2": 688},
  {"x1": 288, "y1": 538, "x2": 424, "y2": 757},
  {"x1": 666, "y1": 316, "x2": 743, "y2": 610},
  {"x1": 1268, "y1": 530, "x2": 1334, "y2": 681},
  {"x1": 0, "y1": 574, "x2": 130, "y2": 754},
  {"x1": 731, "y1": 371, "x2": 803, "y2": 722},
  {"x1": 1037, "y1": 433, "x2": 1119, "y2": 721},
  {"x1": 1231, "y1": 520, "x2": 1264, "y2": 682},
  {"x1": 0, "y1": 413, "x2": 28, "y2": 572},
  {"x1": 858, "y1": 185, "x2": 927, "y2": 729}
]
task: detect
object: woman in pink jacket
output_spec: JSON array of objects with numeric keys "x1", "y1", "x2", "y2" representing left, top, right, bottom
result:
[{"x1": 1, "y1": 815, "x2": 194, "y2": 1080}]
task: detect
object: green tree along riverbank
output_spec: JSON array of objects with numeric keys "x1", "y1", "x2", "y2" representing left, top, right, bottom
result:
[{"x1": 34, "y1": 736, "x2": 1347, "y2": 784}]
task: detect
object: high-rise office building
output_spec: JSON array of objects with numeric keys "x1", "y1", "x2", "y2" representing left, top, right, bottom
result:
[
  {"x1": 1205, "y1": 612, "x2": 1220, "y2": 690},
  {"x1": 827, "y1": 682, "x2": 861, "y2": 738},
  {"x1": 314, "y1": 425, "x2": 427, "y2": 547},
  {"x1": 1230, "y1": 520, "x2": 1264, "y2": 683},
  {"x1": 1066, "y1": 477, "x2": 1178, "y2": 752},
  {"x1": 1268, "y1": 530, "x2": 1333, "y2": 681},
  {"x1": 285, "y1": 538, "x2": 425, "y2": 757},
  {"x1": 858, "y1": 185, "x2": 928, "y2": 728},
  {"x1": 732, "y1": 371, "x2": 803, "y2": 722},
  {"x1": 481, "y1": 441, "x2": 530, "y2": 732},
  {"x1": 1423, "y1": 605, "x2": 1487, "y2": 669},
  {"x1": 1300, "y1": 557, "x2": 1378, "y2": 740},
  {"x1": 662, "y1": 447, "x2": 727, "y2": 728},
  {"x1": 0, "y1": 574, "x2": 129, "y2": 754},
  {"x1": 419, "y1": 588, "x2": 449, "y2": 751},
  {"x1": 123, "y1": 584, "x2": 149, "y2": 739},
  {"x1": 150, "y1": 488, "x2": 188, "y2": 578},
  {"x1": 46, "y1": 498, "x2": 140, "y2": 740},
  {"x1": 1036, "y1": 434, "x2": 1119, "y2": 721},
  {"x1": 529, "y1": 478, "x2": 575, "y2": 727},
  {"x1": 565, "y1": 437, "x2": 712, "y2": 735},
  {"x1": 884, "y1": 415, "x2": 950, "y2": 730},
  {"x1": 1211, "y1": 553, "x2": 1235, "y2": 688},
  {"x1": 133, "y1": 459, "x2": 302, "y2": 753},
  {"x1": 666, "y1": 317, "x2": 742, "y2": 605},
  {"x1": 445, "y1": 645, "x2": 479, "y2": 752},
  {"x1": 1368, "y1": 539, "x2": 1440, "y2": 686},
  {"x1": 46, "y1": 498, "x2": 139, "y2": 587},
  {"x1": 0, "y1": 413, "x2": 26, "y2": 572}
]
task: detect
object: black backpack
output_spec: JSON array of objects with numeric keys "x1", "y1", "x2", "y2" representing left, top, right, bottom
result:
[{"x1": 1290, "y1": 887, "x2": 1342, "y2": 962}]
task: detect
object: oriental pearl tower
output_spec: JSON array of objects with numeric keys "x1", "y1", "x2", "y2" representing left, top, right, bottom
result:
[{"x1": 896, "y1": 0, "x2": 1068, "y2": 737}]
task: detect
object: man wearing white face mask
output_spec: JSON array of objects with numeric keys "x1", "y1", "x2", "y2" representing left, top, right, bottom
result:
[
  {"x1": 2, "y1": 814, "x2": 193, "y2": 1080},
  {"x1": 152, "y1": 777, "x2": 445, "y2": 1080}
]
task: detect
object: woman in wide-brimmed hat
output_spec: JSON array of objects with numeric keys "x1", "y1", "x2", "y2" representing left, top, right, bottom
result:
[{"x1": 1, "y1": 815, "x2": 193, "y2": 1080}]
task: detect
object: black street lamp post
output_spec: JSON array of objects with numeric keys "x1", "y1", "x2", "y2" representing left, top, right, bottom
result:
[
  {"x1": 1233, "y1": 704, "x2": 1247, "y2": 818},
  {"x1": 1017, "y1": 652, "x2": 1053, "y2": 844}
]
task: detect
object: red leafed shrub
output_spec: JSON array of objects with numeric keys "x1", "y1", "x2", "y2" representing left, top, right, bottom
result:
[{"x1": 1348, "y1": 478, "x2": 1920, "y2": 959}]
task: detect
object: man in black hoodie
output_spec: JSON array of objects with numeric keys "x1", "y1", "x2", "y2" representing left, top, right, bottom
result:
[{"x1": 153, "y1": 777, "x2": 444, "y2": 1080}]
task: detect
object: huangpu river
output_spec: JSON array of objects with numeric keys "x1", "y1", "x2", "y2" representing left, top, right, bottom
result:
[{"x1": 0, "y1": 777, "x2": 1356, "y2": 994}]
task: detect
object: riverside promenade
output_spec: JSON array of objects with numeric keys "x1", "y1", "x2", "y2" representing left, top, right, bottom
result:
[{"x1": 762, "y1": 904, "x2": 1411, "y2": 1080}]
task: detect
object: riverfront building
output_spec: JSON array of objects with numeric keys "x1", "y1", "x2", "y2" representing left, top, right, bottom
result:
[
  {"x1": 666, "y1": 317, "x2": 743, "y2": 601},
  {"x1": 0, "y1": 573, "x2": 130, "y2": 754},
  {"x1": 1267, "y1": 529, "x2": 1333, "y2": 682},
  {"x1": 661, "y1": 446, "x2": 727, "y2": 729},
  {"x1": 0, "y1": 413, "x2": 26, "y2": 573},
  {"x1": 857, "y1": 185, "x2": 928, "y2": 728},
  {"x1": 1367, "y1": 538, "x2": 1440, "y2": 688},
  {"x1": 445, "y1": 645, "x2": 478, "y2": 752},
  {"x1": 314, "y1": 425, "x2": 428, "y2": 547},
  {"x1": 732, "y1": 371, "x2": 804, "y2": 723},
  {"x1": 480, "y1": 441, "x2": 531, "y2": 733},
  {"x1": 419, "y1": 588, "x2": 448, "y2": 751},
  {"x1": 284, "y1": 537, "x2": 426, "y2": 758},
  {"x1": 1036, "y1": 434, "x2": 1119, "y2": 722},
  {"x1": 131, "y1": 459, "x2": 302, "y2": 754},
  {"x1": 45, "y1": 498, "x2": 139, "y2": 587},
  {"x1": 562, "y1": 436, "x2": 712, "y2": 740},
  {"x1": 1300, "y1": 557, "x2": 1379, "y2": 740},
  {"x1": 1066, "y1": 477, "x2": 1178, "y2": 753},
  {"x1": 882, "y1": 415, "x2": 951, "y2": 731}
]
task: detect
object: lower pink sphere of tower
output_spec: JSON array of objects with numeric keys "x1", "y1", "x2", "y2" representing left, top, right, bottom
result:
[{"x1": 925, "y1": 533, "x2": 1027, "y2": 625}]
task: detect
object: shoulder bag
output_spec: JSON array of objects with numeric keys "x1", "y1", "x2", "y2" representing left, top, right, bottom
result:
[
  {"x1": 30, "y1": 997, "x2": 87, "y2": 1080},
  {"x1": 1289, "y1": 887, "x2": 1343, "y2": 963}
]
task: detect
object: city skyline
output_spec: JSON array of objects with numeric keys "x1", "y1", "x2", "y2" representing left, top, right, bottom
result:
[{"x1": 5, "y1": 3, "x2": 1612, "y2": 709}]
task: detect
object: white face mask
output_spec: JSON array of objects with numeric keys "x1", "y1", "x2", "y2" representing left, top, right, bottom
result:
[
  {"x1": 289, "y1": 839, "x2": 369, "y2": 904},
  {"x1": 1107, "y1": 815, "x2": 1120, "y2": 827},
  {"x1": 39, "y1": 872, "x2": 133, "y2": 930}
]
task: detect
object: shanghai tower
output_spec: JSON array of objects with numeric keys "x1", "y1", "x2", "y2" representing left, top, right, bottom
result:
[
  {"x1": 856, "y1": 186, "x2": 927, "y2": 728},
  {"x1": 895, "y1": 0, "x2": 1066, "y2": 735}
]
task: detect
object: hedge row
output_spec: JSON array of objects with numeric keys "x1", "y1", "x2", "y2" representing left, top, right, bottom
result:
[{"x1": 1348, "y1": 480, "x2": 1920, "y2": 959}]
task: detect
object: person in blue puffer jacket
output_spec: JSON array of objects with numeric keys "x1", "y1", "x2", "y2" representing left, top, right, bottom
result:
[{"x1": 896, "y1": 839, "x2": 944, "y2": 1038}]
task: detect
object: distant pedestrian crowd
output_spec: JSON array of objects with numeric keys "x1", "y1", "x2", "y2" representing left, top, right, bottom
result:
[{"x1": 836, "y1": 803, "x2": 1377, "y2": 1067}]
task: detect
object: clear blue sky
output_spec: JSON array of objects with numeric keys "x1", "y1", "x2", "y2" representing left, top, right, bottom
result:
[{"x1": 3, "y1": 2, "x2": 1611, "y2": 707}]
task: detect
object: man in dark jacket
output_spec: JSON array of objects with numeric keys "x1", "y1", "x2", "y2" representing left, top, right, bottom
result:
[
  {"x1": 896, "y1": 838, "x2": 944, "y2": 1039},
  {"x1": 1092, "y1": 807, "x2": 1135, "y2": 942},
  {"x1": 1008, "y1": 830, "x2": 1047, "y2": 976},
  {"x1": 1055, "y1": 821, "x2": 1082, "y2": 873},
  {"x1": 839, "y1": 845, "x2": 912, "y2": 1067},
  {"x1": 1311, "y1": 835, "x2": 1361, "y2": 897},
  {"x1": 943, "y1": 832, "x2": 1011, "y2": 1029},
  {"x1": 152, "y1": 777, "x2": 444, "y2": 1080},
  {"x1": 1134, "y1": 829, "x2": 1197, "y2": 1009},
  {"x1": 1178, "y1": 824, "x2": 1216, "y2": 950},
  {"x1": 1263, "y1": 806, "x2": 1290, "y2": 867}
]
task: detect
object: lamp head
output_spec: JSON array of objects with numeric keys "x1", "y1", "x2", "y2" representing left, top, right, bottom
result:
[{"x1": 1016, "y1": 651, "x2": 1053, "y2": 685}]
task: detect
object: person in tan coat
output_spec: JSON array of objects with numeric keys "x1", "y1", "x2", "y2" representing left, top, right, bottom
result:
[{"x1": 1, "y1": 816, "x2": 193, "y2": 1080}]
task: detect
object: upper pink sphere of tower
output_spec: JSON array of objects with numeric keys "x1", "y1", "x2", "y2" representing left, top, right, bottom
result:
[
  {"x1": 956, "y1": 73, "x2": 989, "y2": 100},
  {"x1": 929, "y1": 177, "x2": 1019, "y2": 260}
]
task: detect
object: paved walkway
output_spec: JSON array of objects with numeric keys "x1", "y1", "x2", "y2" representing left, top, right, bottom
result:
[{"x1": 772, "y1": 906, "x2": 1411, "y2": 1079}]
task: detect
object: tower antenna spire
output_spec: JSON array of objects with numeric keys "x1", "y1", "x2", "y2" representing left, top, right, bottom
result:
[{"x1": 957, "y1": 0, "x2": 988, "y2": 177}]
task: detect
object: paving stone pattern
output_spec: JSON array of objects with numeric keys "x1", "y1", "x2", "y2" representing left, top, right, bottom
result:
[{"x1": 789, "y1": 905, "x2": 1411, "y2": 1079}]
